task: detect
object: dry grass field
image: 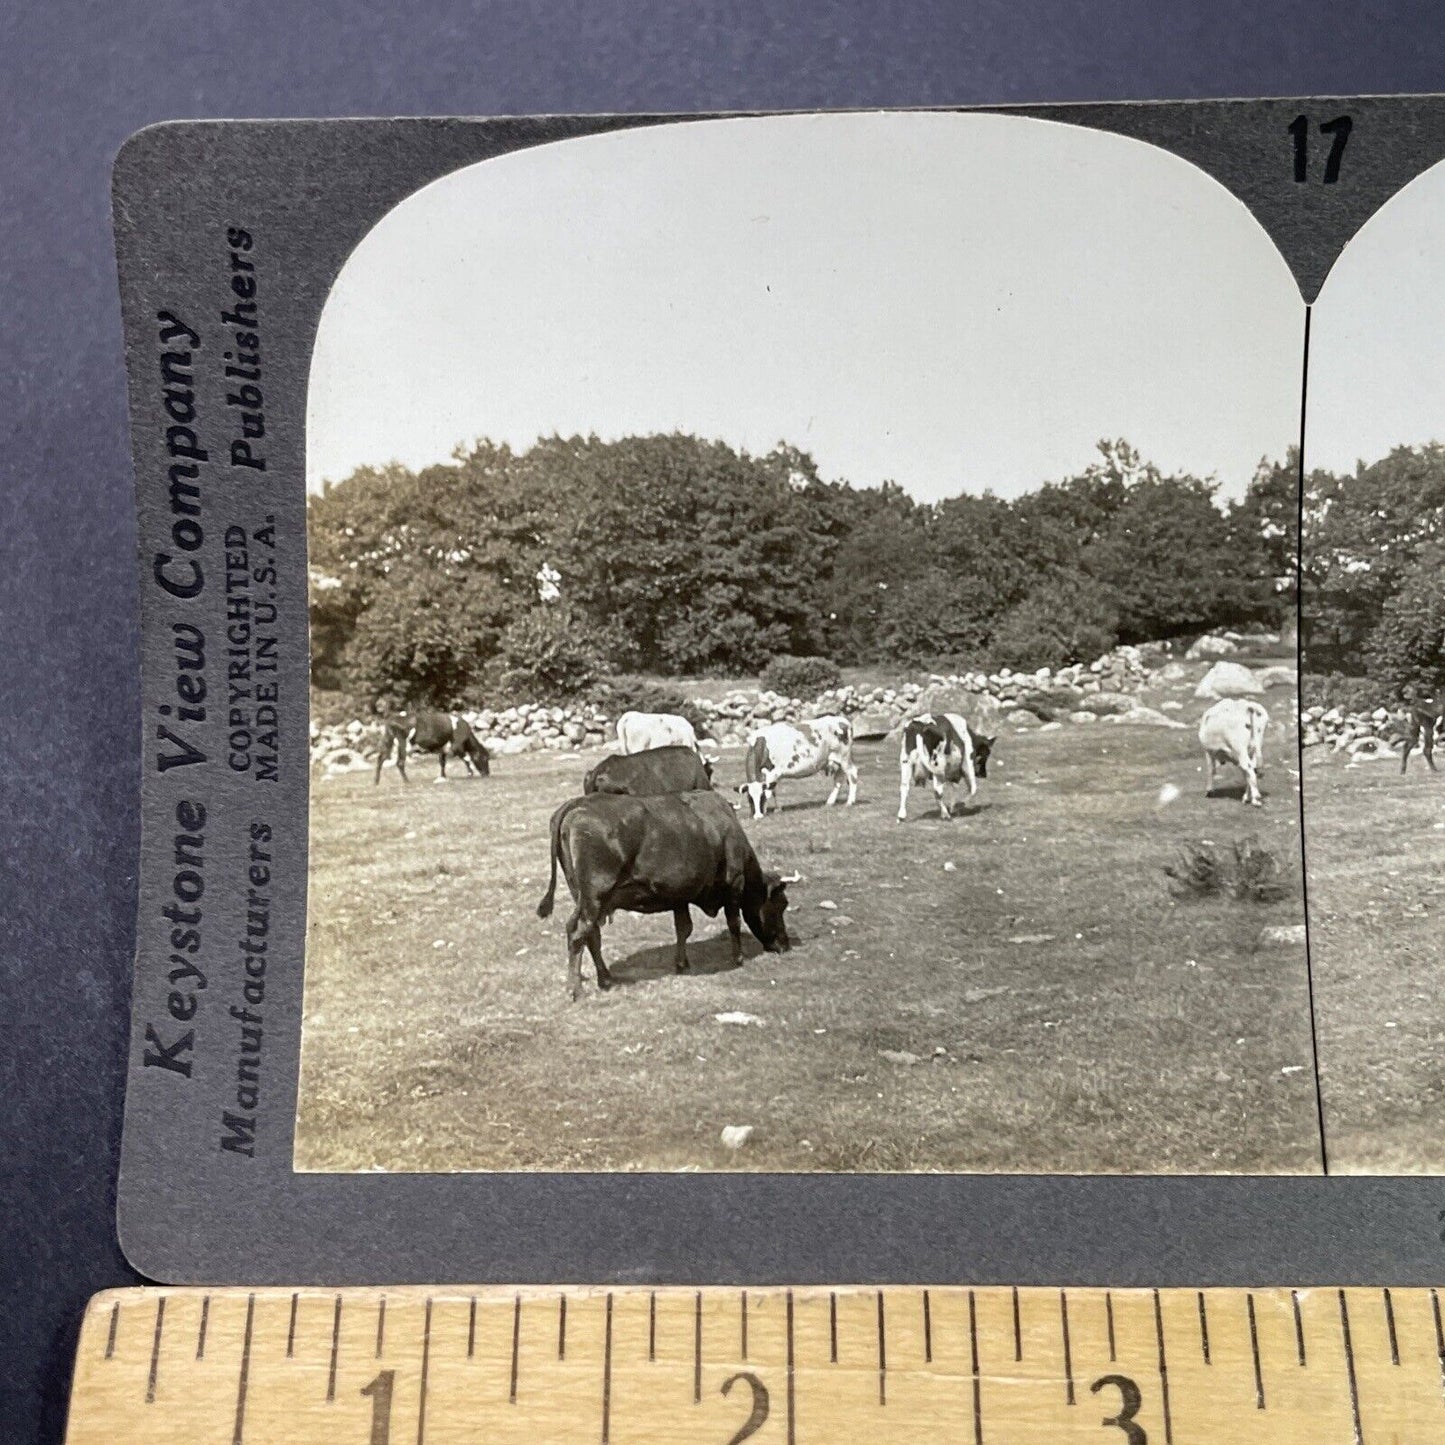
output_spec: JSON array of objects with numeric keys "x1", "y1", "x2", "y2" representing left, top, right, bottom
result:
[
  {"x1": 1305, "y1": 750, "x2": 1445, "y2": 1173},
  {"x1": 295, "y1": 672, "x2": 1320, "y2": 1176}
]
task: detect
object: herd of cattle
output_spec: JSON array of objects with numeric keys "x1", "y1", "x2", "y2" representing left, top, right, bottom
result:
[{"x1": 373, "y1": 696, "x2": 1276, "y2": 1000}]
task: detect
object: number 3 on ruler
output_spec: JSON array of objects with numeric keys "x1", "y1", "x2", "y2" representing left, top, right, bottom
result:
[
  {"x1": 1090, "y1": 1373, "x2": 1147, "y2": 1443},
  {"x1": 1290, "y1": 114, "x2": 1353, "y2": 183}
]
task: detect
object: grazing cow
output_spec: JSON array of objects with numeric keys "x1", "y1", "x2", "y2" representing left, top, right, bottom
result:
[
  {"x1": 736, "y1": 716, "x2": 859, "y2": 818},
  {"x1": 583, "y1": 745, "x2": 714, "y2": 797},
  {"x1": 373, "y1": 710, "x2": 490, "y2": 784},
  {"x1": 1199, "y1": 698, "x2": 1268, "y2": 806},
  {"x1": 897, "y1": 712, "x2": 994, "y2": 822},
  {"x1": 536, "y1": 791, "x2": 792, "y2": 1000},
  {"x1": 1399, "y1": 691, "x2": 1444, "y2": 773},
  {"x1": 615, "y1": 710, "x2": 705, "y2": 757}
]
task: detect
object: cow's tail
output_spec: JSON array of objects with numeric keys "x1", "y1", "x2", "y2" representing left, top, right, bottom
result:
[{"x1": 537, "y1": 798, "x2": 584, "y2": 918}]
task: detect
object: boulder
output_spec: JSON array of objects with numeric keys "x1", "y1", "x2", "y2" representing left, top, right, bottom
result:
[
  {"x1": 1005, "y1": 708, "x2": 1042, "y2": 728},
  {"x1": 1086, "y1": 691, "x2": 1135, "y2": 716},
  {"x1": 1347, "y1": 736, "x2": 1398, "y2": 761},
  {"x1": 1194, "y1": 661, "x2": 1264, "y2": 700},
  {"x1": 1186, "y1": 633, "x2": 1239, "y2": 660},
  {"x1": 851, "y1": 709, "x2": 896, "y2": 741},
  {"x1": 1068, "y1": 710, "x2": 1097, "y2": 724},
  {"x1": 1108, "y1": 705, "x2": 1188, "y2": 729},
  {"x1": 1253, "y1": 665, "x2": 1299, "y2": 691},
  {"x1": 915, "y1": 685, "x2": 1002, "y2": 736},
  {"x1": 1158, "y1": 661, "x2": 1190, "y2": 684}
]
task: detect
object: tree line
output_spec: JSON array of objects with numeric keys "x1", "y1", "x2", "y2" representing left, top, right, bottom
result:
[
  {"x1": 1302, "y1": 441, "x2": 1445, "y2": 701},
  {"x1": 308, "y1": 432, "x2": 1296, "y2": 709}
]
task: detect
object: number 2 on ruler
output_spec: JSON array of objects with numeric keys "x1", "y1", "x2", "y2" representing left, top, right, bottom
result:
[{"x1": 1290, "y1": 114, "x2": 1352, "y2": 183}]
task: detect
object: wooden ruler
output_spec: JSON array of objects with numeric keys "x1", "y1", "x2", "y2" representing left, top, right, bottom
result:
[{"x1": 65, "y1": 1285, "x2": 1445, "y2": 1443}]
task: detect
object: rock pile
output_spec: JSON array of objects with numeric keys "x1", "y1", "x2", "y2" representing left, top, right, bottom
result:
[{"x1": 1301, "y1": 703, "x2": 1403, "y2": 758}]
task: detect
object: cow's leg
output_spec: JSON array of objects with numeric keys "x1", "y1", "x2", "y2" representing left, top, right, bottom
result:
[
  {"x1": 724, "y1": 903, "x2": 743, "y2": 964},
  {"x1": 1424, "y1": 717, "x2": 1438, "y2": 771},
  {"x1": 933, "y1": 773, "x2": 951, "y2": 819},
  {"x1": 435, "y1": 747, "x2": 450, "y2": 783},
  {"x1": 1241, "y1": 757, "x2": 1262, "y2": 807},
  {"x1": 897, "y1": 752, "x2": 911, "y2": 823},
  {"x1": 564, "y1": 908, "x2": 590, "y2": 1002},
  {"x1": 373, "y1": 732, "x2": 390, "y2": 785},
  {"x1": 824, "y1": 764, "x2": 842, "y2": 808},
  {"x1": 585, "y1": 927, "x2": 612, "y2": 991},
  {"x1": 672, "y1": 906, "x2": 693, "y2": 973},
  {"x1": 1401, "y1": 716, "x2": 1419, "y2": 774},
  {"x1": 843, "y1": 759, "x2": 859, "y2": 806},
  {"x1": 1202, "y1": 749, "x2": 1216, "y2": 796},
  {"x1": 395, "y1": 736, "x2": 409, "y2": 784}
]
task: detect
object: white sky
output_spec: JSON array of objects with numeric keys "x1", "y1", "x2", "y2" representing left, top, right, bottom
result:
[
  {"x1": 308, "y1": 111, "x2": 1303, "y2": 503},
  {"x1": 1308, "y1": 157, "x2": 1445, "y2": 475}
]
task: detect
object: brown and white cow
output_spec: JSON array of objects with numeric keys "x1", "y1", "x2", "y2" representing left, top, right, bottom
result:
[
  {"x1": 1399, "y1": 691, "x2": 1444, "y2": 774},
  {"x1": 373, "y1": 710, "x2": 490, "y2": 784},
  {"x1": 1199, "y1": 698, "x2": 1268, "y2": 806},
  {"x1": 736, "y1": 716, "x2": 858, "y2": 818},
  {"x1": 897, "y1": 712, "x2": 994, "y2": 822}
]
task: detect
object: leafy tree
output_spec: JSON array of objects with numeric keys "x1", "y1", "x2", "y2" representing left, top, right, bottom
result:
[
  {"x1": 496, "y1": 606, "x2": 610, "y2": 702},
  {"x1": 988, "y1": 573, "x2": 1120, "y2": 671},
  {"x1": 1366, "y1": 543, "x2": 1445, "y2": 698}
]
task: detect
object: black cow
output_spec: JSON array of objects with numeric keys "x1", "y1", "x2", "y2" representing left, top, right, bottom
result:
[
  {"x1": 536, "y1": 791, "x2": 791, "y2": 1000},
  {"x1": 373, "y1": 710, "x2": 491, "y2": 784},
  {"x1": 583, "y1": 745, "x2": 714, "y2": 797},
  {"x1": 1400, "y1": 691, "x2": 1445, "y2": 774}
]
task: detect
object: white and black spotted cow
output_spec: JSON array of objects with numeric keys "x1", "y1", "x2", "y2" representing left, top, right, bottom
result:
[
  {"x1": 737, "y1": 716, "x2": 858, "y2": 818},
  {"x1": 374, "y1": 710, "x2": 490, "y2": 784},
  {"x1": 897, "y1": 712, "x2": 994, "y2": 822}
]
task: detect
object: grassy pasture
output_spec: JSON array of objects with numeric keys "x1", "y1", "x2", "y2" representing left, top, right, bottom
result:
[
  {"x1": 295, "y1": 677, "x2": 1319, "y2": 1175},
  {"x1": 1304, "y1": 751, "x2": 1445, "y2": 1173}
]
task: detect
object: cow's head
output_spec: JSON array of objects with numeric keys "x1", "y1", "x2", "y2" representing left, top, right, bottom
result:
[
  {"x1": 736, "y1": 781, "x2": 773, "y2": 818},
  {"x1": 971, "y1": 733, "x2": 995, "y2": 778},
  {"x1": 465, "y1": 736, "x2": 492, "y2": 776},
  {"x1": 745, "y1": 872, "x2": 792, "y2": 952},
  {"x1": 701, "y1": 754, "x2": 719, "y2": 783}
]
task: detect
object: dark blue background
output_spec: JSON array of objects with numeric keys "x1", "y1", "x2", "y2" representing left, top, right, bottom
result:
[{"x1": 3, "y1": 4, "x2": 1440, "y2": 1438}]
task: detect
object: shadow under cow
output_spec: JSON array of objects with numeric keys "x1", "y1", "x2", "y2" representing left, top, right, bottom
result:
[{"x1": 606, "y1": 931, "x2": 772, "y2": 985}]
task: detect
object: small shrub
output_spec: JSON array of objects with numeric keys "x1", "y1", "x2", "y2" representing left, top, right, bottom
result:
[
  {"x1": 1301, "y1": 671, "x2": 1381, "y2": 714},
  {"x1": 495, "y1": 608, "x2": 609, "y2": 702},
  {"x1": 1164, "y1": 836, "x2": 1286, "y2": 904},
  {"x1": 1164, "y1": 840, "x2": 1228, "y2": 898},
  {"x1": 760, "y1": 654, "x2": 844, "y2": 698},
  {"x1": 1230, "y1": 836, "x2": 1285, "y2": 904},
  {"x1": 591, "y1": 675, "x2": 712, "y2": 739}
]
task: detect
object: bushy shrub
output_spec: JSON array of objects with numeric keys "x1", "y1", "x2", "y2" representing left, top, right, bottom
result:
[
  {"x1": 1367, "y1": 543, "x2": 1445, "y2": 700},
  {"x1": 1301, "y1": 671, "x2": 1382, "y2": 715},
  {"x1": 760, "y1": 654, "x2": 844, "y2": 698},
  {"x1": 495, "y1": 608, "x2": 609, "y2": 702},
  {"x1": 591, "y1": 675, "x2": 712, "y2": 739},
  {"x1": 1164, "y1": 836, "x2": 1286, "y2": 904},
  {"x1": 989, "y1": 575, "x2": 1119, "y2": 672}
]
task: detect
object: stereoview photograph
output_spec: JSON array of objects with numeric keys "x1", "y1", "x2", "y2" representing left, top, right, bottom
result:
[{"x1": 295, "y1": 112, "x2": 1315, "y2": 1175}]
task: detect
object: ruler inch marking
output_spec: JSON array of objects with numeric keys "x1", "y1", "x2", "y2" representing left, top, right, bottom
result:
[
  {"x1": 1059, "y1": 1289, "x2": 1075, "y2": 1405},
  {"x1": 1292, "y1": 1287, "x2": 1306, "y2": 1366},
  {"x1": 1247, "y1": 1292, "x2": 1265, "y2": 1409},
  {"x1": 1011, "y1": 1286, "x2": 1021, "y2": 1362},
  {"x1": 969, "y1": 1289, "x2": 983, "y2": 1445},
  {"x1": 467, "y1": 1296, "x2": 476, "y2": 1359},
  {"x1": 1196, "y1": 1290, "x2": 1210, "y2": 1365},
  {"x1": 1433, "y1": 1288, "x2": 1445, "y2": 1402},
  {"x1": 741, "y1": 1288, "x2": 748, "y2": 1362},
  {"x1": 286, "y1": 1292, "x2": 298, "y2": 1360},
  {"x1": 1337, "y1": 1289, "x2": 1362, "y2": 1445},
  {"x1": 1384, "y1": 1287, "x2": 1400, "y2": 1366},
  {"x1": 416, "y1": 1296, "x2": 433, "y2": 1445},
  {"x1": 601, "y1": 1292, "x2": 613, "y2": 1445},
  {"x1": 145, "y1": 1295, "x2": 166, "y2": 1404},
  {"x1": 1106, "y1": 1289, "x2": 1117, "y2": 1363},
  {"x1": 876, "y1": 1289, "x2": 887, "y2": 1406},
  {"x1": 104, "y1": 1301, "x2": 119, "y2": 1360},
  {"x1": 649, "y1": 1291, "x2": 656, "y2": 1362},
  {"x1": 1153, "y1": 1288, "x2": 1174, "y2": 1445},
  {"x1": 196, "y1": 1294, "x2": 210, "y2": 1360},
  {"x1": 231, "y1": 1293, "x2": 255, "y2": 1445},
  {"x1": 785, "y1": 1289, "x2": 796, "y2": 1445},
  {"x1": 326, "y1": 1294, "x2": 342, "y2": 1403},
  {"x1": 694, "y1": 1291, "x2": 702, "y2": 1403},
  {"x1": 510, "y1": 1294, "x2": 520, "y2": 1403},
  {"x1": 376, "y1": 1294, "x2": 386, "y2": 1359},
  {"x1": 923, "y1": 1288, "x2": 932, "y2": 1363},
  {"x1": 559, "y1": 1294, "x2": 567, "y2": 1361},
  {"x1": 829, "y1": 1291, "x2": 838, "y2": 1364}
]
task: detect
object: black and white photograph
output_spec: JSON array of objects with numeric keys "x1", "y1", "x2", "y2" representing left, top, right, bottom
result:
[
  {"x1": 1302, "y1": 156, "x2": 1445, "y2": 1174},
  {"x1": 294, "y1": 111, "x2": 1315, "y2": 1176}
]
